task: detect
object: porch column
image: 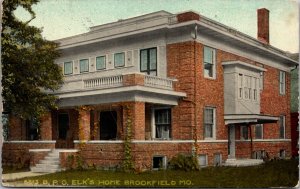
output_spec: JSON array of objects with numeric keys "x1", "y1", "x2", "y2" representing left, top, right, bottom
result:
[
  {"x1": 40, "y1": 112, "x2": 52, "y2": 140},
  {"x1": 124, "y1": 102, "x2": 145, "y2": 140},
  {"x1": 8, "y1": 115, "x2": 23, "y2": 140},
  {"x1": 78, "y1": 107, "x2": 91, "y2": 141}
]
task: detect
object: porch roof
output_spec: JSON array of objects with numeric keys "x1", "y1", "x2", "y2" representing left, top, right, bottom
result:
[{"x1": 224, "y1": 114, "x2": 279, "y2": 125}]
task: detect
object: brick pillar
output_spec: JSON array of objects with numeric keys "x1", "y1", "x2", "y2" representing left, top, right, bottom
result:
[
  {"x1": 8, "y1": 115, "x2": 23, "y2": 140},
  {"x1": 123, "y1": 102, "x2": 145, "y2": 140},
  {"x1": 40, "y1": 112, "x2": 52, "y2": 140},
  {"x1": 78, "y1": 108, "x2": 91, "y2": 141}
]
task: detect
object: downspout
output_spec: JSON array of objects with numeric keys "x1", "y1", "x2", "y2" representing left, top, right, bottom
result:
[
  {"x1": 192, "y1": 24, "x2": 198, "y2": 156},
  {"x1": 249, "y1": 124, "x2": 253, "y2": 158}
]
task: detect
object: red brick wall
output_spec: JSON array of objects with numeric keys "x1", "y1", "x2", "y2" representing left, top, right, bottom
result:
[
  {"x1": 30, "y1": 151, "x2": 49, "y2": 167},
  {"x1": 40, "y1": 112, "x2": 52, "y2": 140},
  {"x1": 8, "y1": 115, "x2": 25, "y2": 140},
  {"x1": 123, "y1": 73, "x2": 145, "y2": 86}
]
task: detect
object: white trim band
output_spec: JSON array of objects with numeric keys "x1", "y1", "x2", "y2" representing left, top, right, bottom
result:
[
  {"x1": 236, "y1": 139, "x2": 291, "y2": 142},
  {"x1": 4, "y1": 140, "x2": 56, "y2": 144},
  {"x1": 29, "y1": 149, "x2": 52, "y2": 152}
]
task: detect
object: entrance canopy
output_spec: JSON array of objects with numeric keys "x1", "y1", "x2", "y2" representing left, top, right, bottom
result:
[{"x1": 224, "y1": 114, "x2": 279, "y2": 125}]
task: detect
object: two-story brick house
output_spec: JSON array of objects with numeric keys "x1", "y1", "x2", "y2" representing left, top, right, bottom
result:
[{"x1": 3, "y1": 8, "x2": 297, "y2": 172}]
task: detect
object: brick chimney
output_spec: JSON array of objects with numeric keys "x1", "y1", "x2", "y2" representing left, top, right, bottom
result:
[
  {"x1": 257, "y1": 8, "x2": 269, "y2": 44},
  {"x1": 177, "y1": 11, "x2": 200, "y2": 23}
]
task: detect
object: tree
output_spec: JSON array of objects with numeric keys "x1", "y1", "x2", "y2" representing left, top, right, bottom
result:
[{"x1": 2, "y1": 0, "x2": 63, "y2": 119}]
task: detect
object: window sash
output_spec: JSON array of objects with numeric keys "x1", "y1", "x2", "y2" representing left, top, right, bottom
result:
[
  {"x1": 198, "y1": 155, "x2": 207, "y2": 167},
  {"x1": 96, "y1": 56, "x2": 106, "y2": 70},
  {"x1": 155, "y1": 109, "x2": 171, "y2": 139},
  {"x1": 203, "y1": 46, "x2": 215, "y2": 78},
  {"x1": 279, "y1": 71, "x2": 286, "y2": 94},
  {"x1": 64, "y1": 61, "x2": 73, "y2": 75},
  {"x1": 140, "y1": 48, "x2": 157, "y2": 75},
  {"x1": 114, "y1": 52, "x2": 125, "y2": 67},
  {"x1": 204, "y1": 107, "x2": 215, "y2": 138},
  {"x1": 241, "y1": 126, "x2": 248, "y2": 140},
  {"x1": 255, "y1": 124, "x2": 263, "y2": 139},
  {"x1": 80, "y1": 59, "x2": 89, "y2": 73},
  {"x1": 279, "y1": 116, "x2": 285, "y2": 139}
]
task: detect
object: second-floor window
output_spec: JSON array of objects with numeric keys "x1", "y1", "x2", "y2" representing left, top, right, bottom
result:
[
  {"x1": 96, "y1": 56, "x2": 106, "y2": 70},
  {"x1": 114, "y1": 52, "x2": 125, "y2": 67},
  {"x1": 203, "y1": 46, "x2": 216, "y2": 79},
  {"x1": 80, "y1": 59, "x2": 89, "y2": 73},
  {"x1": 238, "y1": 74, "x2": 258, "y2": 101},
  {"x1": 279, "y1": 115, "x2": 285, "y2": 139},
  {"x1": 64, "y1": 61, "x2": 73, "y2": 75},
  {"x1": 204, "y1": 107, "x2": 216, "y2": 139},
  {"x1": 279, "y1": 71, "x2": 286, "y2": 95},
  {"x1": 140, "y1": 47, "x2": 157, "y2": 76}
]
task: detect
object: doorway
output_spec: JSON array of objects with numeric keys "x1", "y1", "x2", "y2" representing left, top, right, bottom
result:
[
  {"x1": 100, "y1": 111, "x2": 117, "y2": 140},
  {"x1": 56, "y1": 113, "x2": 73, "y2": 148}
]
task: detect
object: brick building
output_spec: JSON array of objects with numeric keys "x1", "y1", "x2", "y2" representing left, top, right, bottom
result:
[{"x1": 3, "y1": 9, "x2": 297, "y2": 172}]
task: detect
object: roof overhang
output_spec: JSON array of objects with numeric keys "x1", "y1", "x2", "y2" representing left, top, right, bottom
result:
[{"x1": 224, "y1": 114, "x2": 279, "y2": 125}]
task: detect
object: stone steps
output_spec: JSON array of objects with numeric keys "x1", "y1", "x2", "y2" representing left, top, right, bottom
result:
[{"x1": 31, "y1": 149, "x2": 61, "y2": 173}]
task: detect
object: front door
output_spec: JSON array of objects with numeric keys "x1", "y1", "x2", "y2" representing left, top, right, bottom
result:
[
  {"x1": 228, "y1": 124, "x2": 236, "y2": 159},
  {"x1": 100, "y1": 111, "x2": 117, "y2": 140},
  {"x1": 56, "y1": 113, "x2": 73, "y2": 148}
]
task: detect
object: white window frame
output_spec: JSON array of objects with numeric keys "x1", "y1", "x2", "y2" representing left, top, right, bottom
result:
[
  {"x1": 203, "y1": 46, "x2": 216, "y2": 79},
  {"x1": 279, "y1": 149, "x2": 286, "y2": 159},
  {"x1": 63, "y1": 61, "x2": 73, "y2": 75},
  {"x1": 96, "y1": 55, "x2": 106, "y2": 70},
  {"x1": 152, "y1": 156, "x2": 167, "y2": 170},
  {"x1": 79, "y1": 58, "x2": 89, "y2": 73},
  {"x1": 259, "y1": 72, "x2": 264, "y2": 90},
  {"x1": 114, "y1": 52, "x2": 125, "y2": 68},
  {"x1": 238, "y1": 74, "x2": 243, "y2": 99},
  {"x1": 255, "y1": 124, "x2": 263, "y2": 139},
  {"x1": 279, "y1": 71, "x2": 286, "y2": 95},
  {"x1": 240, "y1": 125, "x2": 249, "y2": 140},
  {"x1": 279, "y1": 115, "x2": 286, "y2": 139},
  {"x1": 152, "y1": 108, "x2": 171, "y2": 140},
  {"x1": 204, "y1": 107, "x2": 216, "y2": 139},
  {"x1": 213, "y1": 153, "x2": 222, "y2": 166},
  {"x1": 198, "y1": 154, "x2": 208, "y2": 167}
]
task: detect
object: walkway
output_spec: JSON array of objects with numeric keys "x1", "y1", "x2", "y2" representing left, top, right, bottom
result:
[{"x1": 2, "y1": 171, "x2": 49, "y2": 187}]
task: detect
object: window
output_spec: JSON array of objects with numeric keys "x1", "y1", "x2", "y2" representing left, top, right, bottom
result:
[
  {"x1": 96, "y1": 56, "x2": 106, "y2": 70},
  {"x1": 203, "y1": 46, "x2": 216, "y2": 78},
  {"x1": 198, "y1": 154, "x2": 207, "y2": 167},
  {"x1": 252, "y1": 77, "x2": 258, "y2": 101},
  {"x1": 253, "y1": 150, "x2": 265, "y2": 159},
  {"x1": 238, "y1": 74, "x2": 243, "y2": 99},
  {"x1": 155, "y1": 109, "x2": 171, "y2": 139},
  {"x1": 279, "y1": 71, "x2": 286, "y2": 95},
  {"x1": 114, "y1": 52, "x2": 125, "y2": 67},
  {"x1": 26, "y1": 118, "x2": 39, "y2": 140},
  {"x1": 255, "y1": 124, "x2": 263, "y2": 139},
  {"x1": 80, "y1": 59, "x2": 89, "y2": 73},
  {"x1": 240, "y1": 126, "x2": 248, "y2": 140},
  {"x1": 140, "y1": 48, "x2": 157, "y2": 76},
  {"x1": 279, "y1": 115, "x2": 285, "y2": 139},
  {"x1": 152, "y1": 156, "x2": 167, "y2": 170},
  {"x1": 260, "y1": 72, "x2": 264, "y2": 90},
  {"x1": 204, "y1": 107, "x2": 216, "y2": 139},
  {"x1": 64, "y1": 61, "x2": 73, "y2": 75},
  {"x1": 279, "y1": 149, "x2": 286, "y2": 159},
  {"x1": 244, "y1": 75, "x2": 251, "y2": 100},
  {"x1": 213, "y1": 153, "x2": 222, "y2": 166}
]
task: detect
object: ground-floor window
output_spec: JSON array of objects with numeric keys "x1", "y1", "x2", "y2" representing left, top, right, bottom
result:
[
  {"x1": 255, "y1": 124, "x2": 263, "y2": 139},
  {"x1": 2, "y1": 113, "x2": 9, "y2": 141},
  {"x1": 152, "y1": 156, "x2": 167, "y2": 170},
  {"x1": 240, "y1": 125, "x2": 248, "y2": 140},
  {"x1": 100, "y1": 111, "x2": 117, "y2": 140},
  {"x1": 253, "y1": 150, "x2": 266, "y2": 159},
  {"x1": 26, "y1": 118, "x2": 39, "y2": 140},
  {"x1": 198, "y1": 154, "x2": 208, "y2": 167},
  {"x1": 279, "y1": 149, "x2": 286, "y2": 159},
  {"x1": 155, "y1": 109, "x2": 171, "y2": 139},
  {"x1": 213, "y1": 153, "x2": 222, "y2": 166}
]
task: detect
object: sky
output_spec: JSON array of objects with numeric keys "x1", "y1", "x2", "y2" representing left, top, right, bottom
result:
[{"x1": 15, "y1": 0, "x2": 299, "y2": 53}]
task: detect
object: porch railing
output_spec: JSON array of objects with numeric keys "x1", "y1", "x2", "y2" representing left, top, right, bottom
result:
[
  {"x1": 144, "y1": 75, "x2": 173, "y2": 89},
  {"x1": 84, "y1": 75, "x2": 123, "y2": 88}
]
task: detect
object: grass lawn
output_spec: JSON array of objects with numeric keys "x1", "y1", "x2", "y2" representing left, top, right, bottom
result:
[
  {"x1": 18, "y1": 159, "x2": 298, "y2": 188},
  {"x1": 2, "y1": 166, "x2": 30, "y2": 174}
]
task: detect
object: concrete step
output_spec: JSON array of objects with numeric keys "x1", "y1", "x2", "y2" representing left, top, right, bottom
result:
[
  {"x1": 40, "y1": 159, "x2": 60, "y2": 164},
  {"x1": 31, "y1": 167, "x2": 61, "y2": 173},
  {"x1": 35, "y1": 164, "x2": 60, "y2": 169},
  {"x1": 44, "y1": 156, "x2": 59, "y2": 161},
  {"x1": 224, "y1": 159, "x2": 264, "y2": 167}
]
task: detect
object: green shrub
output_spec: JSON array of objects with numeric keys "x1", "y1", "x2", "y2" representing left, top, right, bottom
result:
[{"x1": 169, "y1": 154, "x2": 200, "y2": 171}]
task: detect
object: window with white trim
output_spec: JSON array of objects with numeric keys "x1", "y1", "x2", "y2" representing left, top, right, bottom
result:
[
  {"x1": 80, "y1": 59, "x2": 89, "y2": 73},
  {"x1": 114, "y1": 52, "x2": 125, "y2": 67},
  {"x1": 140, "y1": 47, "x2": 157, "y2": 76},
  {"x1": 64, "y1": 61, "x2": 73, "y2": 75},
  {"x1": 279, "y1": 149, "x2": 286, "y2": 159},
  {"x1": 213, "y1": 153, "x2": 222, "y2": 166},
  {"x1": 279, "y1": 71, "x2": 286, "y2": 95},
  {"x1": 255, "y1": 124, "x2": 263, "y2": 139},
  {"x1": 155, "y1": 109, "x2": 171, "y2": 139},
  {"x1": 260, "y1": 72, "x2": 264, "y2": 90},
  {"x1": 152, "y1": 156, "x2": 167, "y2": 170},
  {"x1": 96, "y1": 56, "x2": 106, "y2": 70},
  {"x1": 198, "y1": 154, "x2": 208, "y2": 167},
  {"x1": 240, "y1": 126, "x2": 248, "y2": 140},
  {"x1": 244, "y1": 75, "x2": 251, "y2": 100},
  {"x1": 238, "y1": 74, "x2": 243, "y2": 99},
  {"x1": 203, "y1": 46, "x2": 216, "y2": 78},
  {"x1": 279, "y1": 115, "x2": 285, "y2": 139},
  {"x1": 204, "y1": 107, "x2": 216, "y2": 139}
]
